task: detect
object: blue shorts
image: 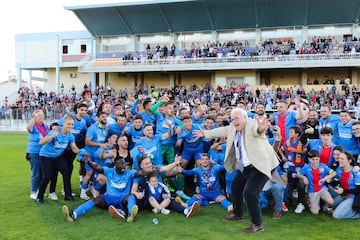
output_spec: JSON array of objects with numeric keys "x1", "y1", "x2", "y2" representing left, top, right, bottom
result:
[
  {"x1": 85, "y1": 162, "x2": 94, "y2": 172},
  {"x1": 182, "y1": 149, "x2": 202, "y2": 162},
  {"x1": 200, "y1": 190, "x2": 224, "y2": 201},
  {"x1": 101, "y1": 194, "x2": 125, "y2": 209}
]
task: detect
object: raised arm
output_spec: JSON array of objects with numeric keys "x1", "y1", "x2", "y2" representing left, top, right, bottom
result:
[
  {"x1": 161, "y1": 121, "x2": 173, "y2": 140},
  {"x1": 85, "y1": 155, "x2": 104, "y2": 174},
  {"x1": 294, "y1": 97, "x2": 304, "y2": 121},
  {"x1": 193, "y1": 126, "x2": 229, "y2": 140},
  {"x1": 130, "y1": 98, "x2": 141, "y2": 115},
  {"x1": 150, "y1": 97, "x2": 166, "y2": 116}
]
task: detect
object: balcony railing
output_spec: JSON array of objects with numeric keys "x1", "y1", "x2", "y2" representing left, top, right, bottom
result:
[{"x1": 79, "y1": 52, "x2": 360, "y2": 72}]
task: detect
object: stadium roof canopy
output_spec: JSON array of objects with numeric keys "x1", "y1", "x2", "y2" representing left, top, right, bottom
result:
[{"x1": 65, "y1": 0, "x2": 360, "y2": 37}]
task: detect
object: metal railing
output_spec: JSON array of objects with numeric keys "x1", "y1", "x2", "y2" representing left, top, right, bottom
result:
[
  {"x1": 2, "y1": 108, "x2": 67, "y2": 121},
  {"x1": 79, "y1": 52, "x2": 360, "y2": 72}
]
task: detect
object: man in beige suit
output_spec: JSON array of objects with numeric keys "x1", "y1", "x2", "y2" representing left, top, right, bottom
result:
[{"x1": 194, "y1": 107, "x2": 279, "y2": 233}]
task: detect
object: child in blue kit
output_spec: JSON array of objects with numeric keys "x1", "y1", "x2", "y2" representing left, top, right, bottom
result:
[
  {"x1": 296, "y1": 150, "x2": 334, "y2": 214},
  {"x1": 147, "y1": 173, "x2": 172, "y2": 214}
]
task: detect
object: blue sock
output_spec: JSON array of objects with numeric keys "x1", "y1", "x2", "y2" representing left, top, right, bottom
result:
[
  {"x1": 94, "y1": 182, "x2": 103, "y2": 191},
  {"x1": 186, "y1": 196, "x2": 198, "y2": 207},
  {"x1": 127, "y1": 195, "x2": 136, "y2": 213},
  {"x1": 220, "y1": 199, "x2": 231, "y2": 209},
  {"x1": 81, "y1": 182, "x2": 88, "y2": 190},
  {"x1": 74, "y1": 200, "x2": 95, "y2": 218}
]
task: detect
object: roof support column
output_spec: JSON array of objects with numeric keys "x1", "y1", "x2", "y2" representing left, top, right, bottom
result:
[
  {"x1": 28, "y1": 70, "x2": 32, "y2": 90},
  {"x1": 54, "y1": 33, "x2": 61, "y2": 94},
  {"x1": 352, "y1": 23, "x2": 359, "y2": 39},
  {"x1": 255, "y1": 28, "x2": 261, "y2": 46},
  {"x1": 16, "y1": 64, "x2": 22, "y2": 90},
  {"x1": 169, "y1": 73, "x2": 175, "y2": 88},
  {"x1": 211, "y1": 31, "x2": 218, "y2": 44},
  {"x1": 130, "y1": 35, "x2": 136, "y2": 51},
  {"x1": 351, "y1": 69, "x2": 358, "y2": 85},
  {"x1": 302, "y1": 26, "x2": 308, "y2": 45},
  {"x1": 301, "y1": 70, "x2": 308, "y2": 86},
  {"x1": 90, "y1": 72, "x2": 95, "y2": 93},
  {"x1": 255, "y1": 70, "x2": 260, "y2": 86},
  {"x1": 98, "y1": 72, "x2": 106, "y2": 88}
]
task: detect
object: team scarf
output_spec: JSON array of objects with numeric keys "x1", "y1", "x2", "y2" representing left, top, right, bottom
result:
[{"x1": 35, "y1": 122, "x2": 49, "y2": 137}]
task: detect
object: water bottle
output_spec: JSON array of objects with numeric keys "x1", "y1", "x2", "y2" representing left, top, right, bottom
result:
[{"x1": 152, "y1": 218, "x2": 158, "y2": 225}]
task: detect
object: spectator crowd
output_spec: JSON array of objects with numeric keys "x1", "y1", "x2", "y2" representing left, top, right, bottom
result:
[
  {"x1": 4, "y1": 80, "x2": 360, "y2": 121},
  {"x1": 116, "y1": 35, "x2": 360, "y2": 62}
]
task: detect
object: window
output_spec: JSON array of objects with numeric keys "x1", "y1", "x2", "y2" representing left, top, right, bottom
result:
[
  {"x1": 62, "y1": 45, "x2": 68, "y2": 54},
  {"x1": 81, "y1": 44, "x2": 87, "y2": 53}
]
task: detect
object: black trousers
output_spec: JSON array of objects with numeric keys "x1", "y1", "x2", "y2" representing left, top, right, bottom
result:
[
  {"x1": 38, "y1": 156, "x2": 72, "y2": 200},
  {"x1": 231, "y1": 167, "x2": 269, "y2": 226}
]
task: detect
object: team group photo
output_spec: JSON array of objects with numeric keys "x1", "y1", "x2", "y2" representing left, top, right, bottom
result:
[{"x1": 1, "y1": 0, "x2": 360, "y2": 239}]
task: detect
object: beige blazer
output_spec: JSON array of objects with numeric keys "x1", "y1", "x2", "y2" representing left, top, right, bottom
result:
[{"x1": 204, "y1": 118, "x2": 279, "y2": 179}]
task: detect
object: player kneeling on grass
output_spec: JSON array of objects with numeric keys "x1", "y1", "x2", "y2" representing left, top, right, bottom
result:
[
  {"x1": 176, "y1": 153, "x2": 233, "y2": 213},
  {"x1": 62, "y1": 153, "x2": 157, "y2": 223}
]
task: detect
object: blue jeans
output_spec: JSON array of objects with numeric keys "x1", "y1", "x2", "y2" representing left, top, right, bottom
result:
[
  {"x1": 333, "y1": 198, "x2": 360, "y2": 219},
  {"x1": 264, "y1": 183, "x2": 284, "y2": 212},
  {"x1": 328, "y1": 186, "x2": 344, "y2": 209},
  {"x1": 29, "y1": 153, "x2": 41, "y2": 192}
]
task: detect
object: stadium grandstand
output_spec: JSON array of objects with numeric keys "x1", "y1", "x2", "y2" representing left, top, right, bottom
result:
[{"x1": 6, "y1": 0, "x2": 360, "y2": 122}]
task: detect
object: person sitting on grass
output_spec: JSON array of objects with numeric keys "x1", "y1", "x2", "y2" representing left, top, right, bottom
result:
[
  {"x1": 62, "y1": 154, "x2": 157, "y2": 223},
  {"x1": 131, "y1": 155, "x2": 199, "y2": 218},
  {"x1": 147, "y1": 173, "x2": 172, "y2": 215},
  {"x1": 296, "y1": 150, "x2": 334, "y2": 214},
  {"x1": 176, "y1": 153, "x2": 233, "y2": 213}
]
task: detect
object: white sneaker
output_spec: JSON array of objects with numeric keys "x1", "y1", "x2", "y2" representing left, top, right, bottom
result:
[
  {"x1": 80, "y1": 189, "x2": 90, "y2": 200},
  {"x1": 227, "y1": 204, "x2": 234, "y2": 213},
  {"x1": 108, "y1": 205, "x2": 126, "y2": 220},
  {"x1": 48, "y1": 192, "x2": 58, "y2": 201},
  {"x1": 294, "y1": 203, "x2": 305, "y2": 213},
  {"x1": 186, "y1": 202, "x2": 199, "y2": 218},
  {"x1": 30, "y1": 191, "x2": 38, "y2": 200},
  {"x1": 152, "y1": 208, "x2": 159, "y2": 214},
  {"x1": 292, "y1": 189, "x2": 298, "y2": 199},
  {"x1": 161, "y1": 208, "x2": 171, "y2": 215}
]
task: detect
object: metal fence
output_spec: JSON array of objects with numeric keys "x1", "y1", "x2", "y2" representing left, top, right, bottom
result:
[{"x1": 1, "y1": 108, "x2": 67, "y2": 121}]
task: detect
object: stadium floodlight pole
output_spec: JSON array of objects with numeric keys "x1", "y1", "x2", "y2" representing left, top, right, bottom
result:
[
  {"x1": 16, "y1": 64, "x2": 22, "y2": 90},
  {"x1": 55, "y1": 33, "x2": 60, "y2": 94},
  {"x1": 28, "y1": 69, "x2": 32, "y2": 90}
]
